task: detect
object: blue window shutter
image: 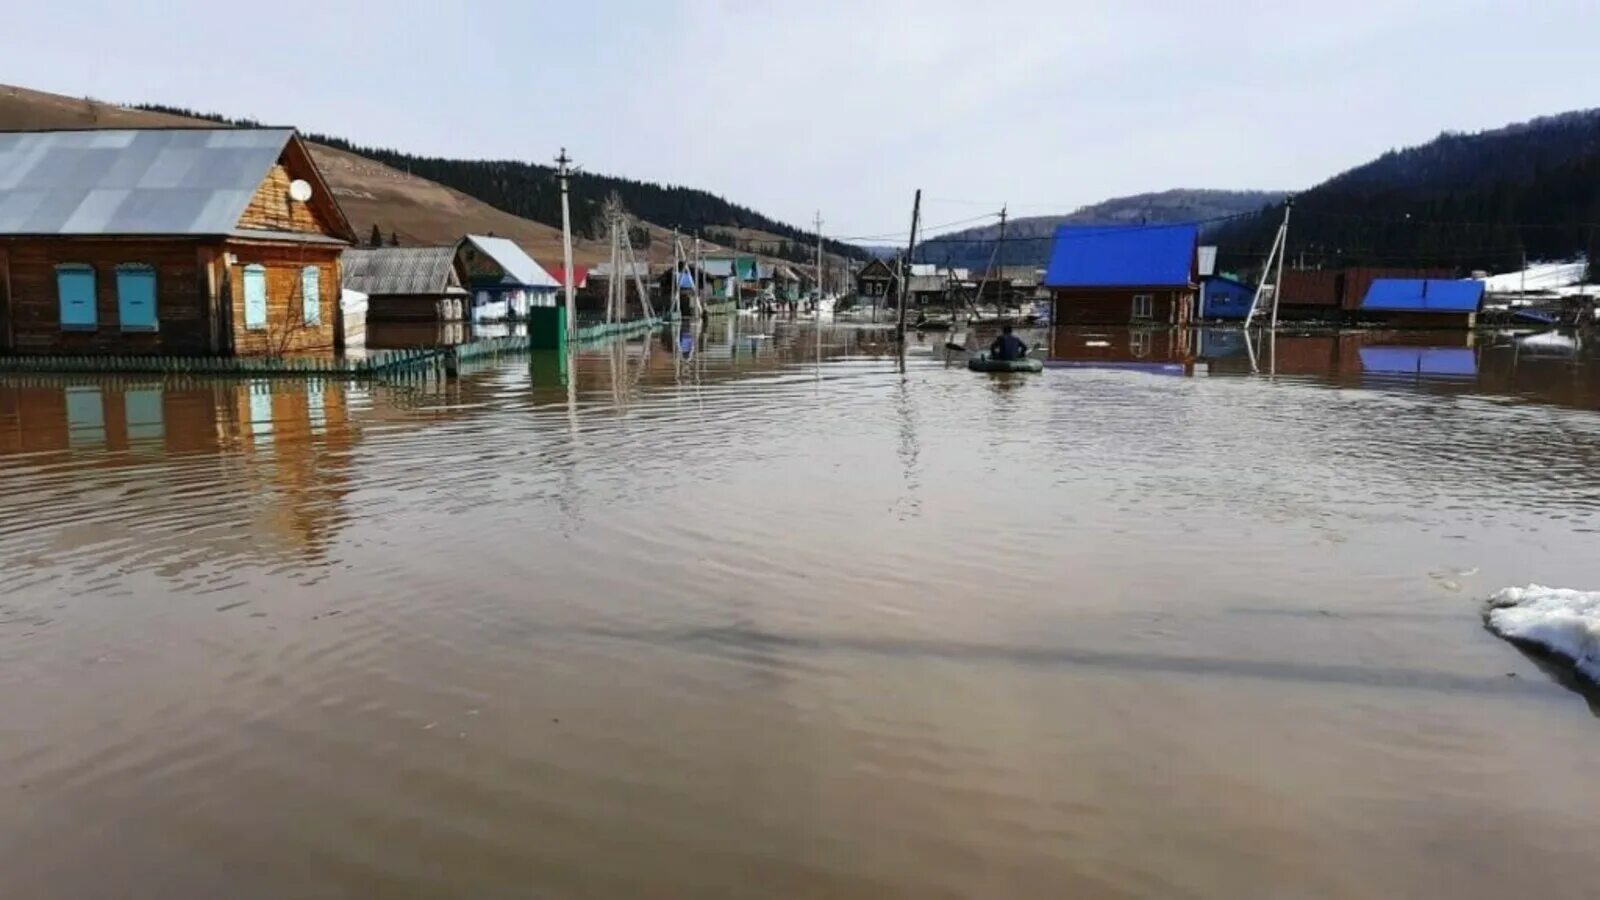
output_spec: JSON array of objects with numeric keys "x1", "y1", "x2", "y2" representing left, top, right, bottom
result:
[
  {"x1": 243, "y1": 265, "x2": 268, "y2": 330},
  {"x1": 116, "y1": 264, "x2": 158, "y2": 331},
  {"x1": 56, "y1": 264, "x2": 97, "y2": 329},
  {"x1": 301, "y1": 266, "x2": 321, "y2": 325}
]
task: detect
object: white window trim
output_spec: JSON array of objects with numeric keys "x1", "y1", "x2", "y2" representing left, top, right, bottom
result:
[
  {"x1": 1131, "y1": 293, "x2": 1154, "y2": 320},
  {"x1": 243, "y1": 264, "x2": 269, "y2": 331}
]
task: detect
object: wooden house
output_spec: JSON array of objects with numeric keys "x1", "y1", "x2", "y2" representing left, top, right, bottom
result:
[
  {"x1": 855, "y1": 258, "x2": 896, "y2": 303},
  {"x1": 456, "y1": 234, "x2": 559, "y2": 321},
  {"x1": 1043, "y1": 224, "x2": 1198, "y2": 325},
  {"x1": 0, "y1": 128, "x2": 356, "y2": 356},
  {"x1": 341, "y1": 246, "x2": 468, "y2": 322}
]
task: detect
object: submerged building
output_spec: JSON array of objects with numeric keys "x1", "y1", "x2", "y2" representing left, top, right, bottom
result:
[
  {"x1": 1043, "y1": 224, "x2": 1198, "y2": 325},
  {"x1": 1356, "y1": 278, "x2": 1484, "y2": 328}
]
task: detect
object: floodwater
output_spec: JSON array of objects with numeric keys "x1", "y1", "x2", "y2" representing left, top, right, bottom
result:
[{"x1": 2, "y1": 319, "x2": 1599, "y2": 899}]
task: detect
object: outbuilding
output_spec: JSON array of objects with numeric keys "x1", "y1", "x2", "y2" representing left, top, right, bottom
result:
[
  {"x1": 1356, "y1": 278, "x2": 1484, "y2": 328},
  {"x1": 341, "y1": 246, "x2": 468, "y2": 322}
]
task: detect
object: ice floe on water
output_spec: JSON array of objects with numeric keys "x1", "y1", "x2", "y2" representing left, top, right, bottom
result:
[{"x1": 1486, "y1": 586, "x2": 1600, "y2": 683}]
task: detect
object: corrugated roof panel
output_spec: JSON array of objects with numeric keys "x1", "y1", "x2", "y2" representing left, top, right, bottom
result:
[
  {"x1": 60, "y1": 189, "x2": 130, "y2": 232},
  {"x1": 0, "y1": 128, "x2": 294, "y2": 236},
  {"x1": 462, "y1": 235, "x2": 558, "y2": 288},
  {"x1": 342, "y1": 246, "x2": 461, "y2": 295},
  {"x1": 1044, "y1": 224, "x2": 1198, "y2": 288}
]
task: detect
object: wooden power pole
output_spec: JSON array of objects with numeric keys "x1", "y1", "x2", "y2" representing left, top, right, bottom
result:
[
  {"x1": 896, "y1": 189, "x2": 922, "y2": 342},
  {"x1": 814, "y1": 210, "x2": 824, "y2": 310},
  {"x1": 555, "y1": 148, "x2": 577, "y2": 339}
]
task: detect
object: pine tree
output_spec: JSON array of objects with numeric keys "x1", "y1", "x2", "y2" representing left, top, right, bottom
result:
[
  {"x1": 389, "y1": 230, "x2": 400, "y2": 247},
  {"x1": 368, "y1": 224, "x2": 383, "y2": 248}
]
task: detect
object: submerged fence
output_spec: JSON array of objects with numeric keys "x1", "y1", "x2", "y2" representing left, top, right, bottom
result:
[{"x1": 0, "y1": 319, "x2": 672, "y2": 379}]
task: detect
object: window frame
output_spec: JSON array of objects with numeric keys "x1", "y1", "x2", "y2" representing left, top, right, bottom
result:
[
  {"x1": 1131, "y1": 293, "x2": 1154, "y2": 320},
  {"x1": 243, "y1": 264, "x2": 268, "y2": 331},
  {"x1": 55, "y1": 263, "x2": 98, "y2": 331},
  {"x1": 300, "y1": 265, "x2": 321, "y2": 326},
  {"x1": 115, "y1": 263, "x2": 160, "y2": 333}
]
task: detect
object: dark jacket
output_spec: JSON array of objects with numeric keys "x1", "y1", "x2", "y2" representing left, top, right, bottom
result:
[{"x1": 989, "y1": 333, "x2": 1028, "y2": 361}]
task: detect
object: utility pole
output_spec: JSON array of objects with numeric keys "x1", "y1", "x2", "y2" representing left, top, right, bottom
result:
[
  {"x1": 897, "y1": 189, "x2": 922, "y2": 342},
  {"x1": 607, "y1": 209, "x2": 620, "y2": 324},
  {"x1": 1244, "y1": 196, "x2": 1293, "y2": 329},
  {"x1": 996, "y1": 203, "x2": 1008, "y2": 311},
  {"x1": 671, "y1": 226, "x2": 681, "y2": 320},
  {"x1": 1271, "y1": 198, "x2": 1292, "y2": 329},
  {"x1": 694, "y1": 233, "x2": 704, "y2": 315},
  {"x1": 814, "y1": 210, "x2": 824, "y2": 312},
  {"x1": 556, "y1": 148, "x2": 577, "y2": 339}
]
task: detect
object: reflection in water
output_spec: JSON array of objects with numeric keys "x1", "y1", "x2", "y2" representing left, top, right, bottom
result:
[{"x1": 2, "y1": 321, "x2": 1600, "y2": 899}]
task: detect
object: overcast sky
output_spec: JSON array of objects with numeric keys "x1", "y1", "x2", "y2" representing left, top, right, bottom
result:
[{"x1": 5, "y1": 0, "x2": 1599, "y2": 238}]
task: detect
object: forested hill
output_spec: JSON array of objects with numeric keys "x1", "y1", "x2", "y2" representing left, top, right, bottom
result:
[
  {"x1": 134, "y1": 104, "x2": 868, "y2": 261},
  {"x1": 1213, "y1": 109, "x2": 1600, "y2": 275},
  {"x1": 908, "y1": 190, "x2": 1286, "y2": 270}
]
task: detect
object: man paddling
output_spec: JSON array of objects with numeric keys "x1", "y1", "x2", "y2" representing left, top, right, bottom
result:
[{"x1": 989, "y1": 325, "x2": 1029, "y2": 361}]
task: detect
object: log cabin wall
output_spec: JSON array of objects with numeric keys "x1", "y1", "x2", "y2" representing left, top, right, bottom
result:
[
  {"x1": 224, "y1": 242, "x2": 343, "y2": 356},
  {"x1": 1051, "y1": 288, "x2": 1195, "y2": 326},
  {"x1": 0, "y1": 238, "x2": 221, "y2": 355}
]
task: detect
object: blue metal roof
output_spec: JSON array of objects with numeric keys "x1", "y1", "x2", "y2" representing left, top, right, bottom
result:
[
  {"x1": 1043, "y1": 224, "x2": 1198, "y2": 288},
  {"x1": 1360, "y1": 279, "x2": 1483, "y2": 312}
]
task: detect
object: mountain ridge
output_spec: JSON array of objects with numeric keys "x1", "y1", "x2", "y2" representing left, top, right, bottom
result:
[{"x1": 900, "y1": 189, "x2": 1287, "y2": 270}]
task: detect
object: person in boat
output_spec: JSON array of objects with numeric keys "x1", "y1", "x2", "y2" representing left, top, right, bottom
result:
[{"x1": 989, "y1": 324, "x2": 1029, "y2": 361}]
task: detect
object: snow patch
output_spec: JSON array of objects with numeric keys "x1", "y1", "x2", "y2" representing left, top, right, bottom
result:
[
  {"x1": 1479, "y1": 261, "x2": 1589, "y2": 293},
  {"x1": 1486, "y1": 585, "x2": 1600, "y2": 682}
]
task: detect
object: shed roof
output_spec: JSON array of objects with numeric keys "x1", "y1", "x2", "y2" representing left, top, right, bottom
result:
[
  {"x1": 460, "y1": 234, "x2": 558, "y2": 288},
  {"x1": 342, "y1": 246, "x2": 462, "y2": 296},
  {"x1": 0, "y1": 128, "x2": 315, "y2": 237},
  {"x1": 590, "y1": 261, "x2": 651, "y2": 279},
  {"x1": 906, "y1": 274, "x2": 947, "y2": 293},
  {"x1": 700, "y1": 259, "x2": 735, "y2": 278},
  {"x1": 1360, "y1": 279, "x2": 1484, "y2": 312},
  {"x1": 1043, "y1": 224, "x2": 1198, "y2": 288}
]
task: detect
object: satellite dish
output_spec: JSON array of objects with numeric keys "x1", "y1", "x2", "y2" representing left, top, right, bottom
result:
[{"x1": 288, "y1": 179, "x2": 313, "y2": 203}]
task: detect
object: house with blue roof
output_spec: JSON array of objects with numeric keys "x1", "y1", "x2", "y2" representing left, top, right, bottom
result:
[
  {"x1": 1357, "y1": 278, "x2": 1483, "y2": 328},
  {"x1": 1043, "y1": 224, "x2": 1199, "y2": 325}
]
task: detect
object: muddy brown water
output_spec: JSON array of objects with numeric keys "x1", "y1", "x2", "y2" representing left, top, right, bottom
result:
[{"x1": 2, "y1": 320, "x2": 1599, "y2": 899}]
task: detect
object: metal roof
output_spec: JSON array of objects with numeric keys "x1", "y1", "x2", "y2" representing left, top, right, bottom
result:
[
  {"x1": 1043, "y1": 224, "x2": 1198, "y2": 288},
  {"x1": 699, "y1": 259, "x2": 735, "y2": 278},
  {"x1": 342, "y1": 246, "x2": 462, "y2": 296},
  {"x1": 460, "y1": 235, "x2": 558, "y2": 288},
  {"x1": 0, "y1": 128, "x2": 299, "y2": 236},
  {"x1": 906, "y1": 274, "x2": 947, "y2": 293},
  {"x1": 590, "y1": 261, "x2": 651, "y2": 279},
  {"x1": 1360, "y1": 279, "x2": 1484, "y2": 312}
]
